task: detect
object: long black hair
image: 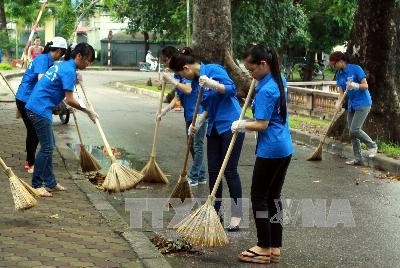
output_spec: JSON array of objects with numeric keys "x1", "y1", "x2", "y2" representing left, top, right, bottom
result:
[
  {"x1": 161, "y1": 46, "x2": 178, "y2": 60},
  {"x1": 168, "y1": 47, "x2": 199, "y2": 72},
  {"x1": 64, "y1": 42, "x2": 95, "y2": 62},
  {"x1": 42, "y1": 41, "x2": 67, "y2": 56},
  {"x1": 243, "y1": 44, "x2": 287, "y2": 123}
]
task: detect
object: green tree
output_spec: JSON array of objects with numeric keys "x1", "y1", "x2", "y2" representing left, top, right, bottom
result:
[
  {"x1": 300, "y1": 0, "x2": 357, "y2": 80},
  {"x1": 231, "y1": 0, "x2": 310, "y2": 58}
]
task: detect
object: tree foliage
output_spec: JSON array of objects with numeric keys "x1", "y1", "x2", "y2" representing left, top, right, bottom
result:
[{"x1": 231, "y1": 0, "x2": 310, "y2": 57}]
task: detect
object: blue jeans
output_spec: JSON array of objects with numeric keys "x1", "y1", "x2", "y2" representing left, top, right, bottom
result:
[
  {"x1": 207, "y1": 127, "x2": 244, "y2": 217},
  {"x1": 185, "y1": 119, "x2": 207, "y2": 182},
  {"x1": 26, "y1": 110, "x2": 57, "y2": 188}
]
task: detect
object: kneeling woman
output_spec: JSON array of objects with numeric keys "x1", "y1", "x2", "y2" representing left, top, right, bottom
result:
[
  {"x1": 169, "y1": 48, "x2": 245, "y2": 231},
  {"x1": 232, "y1": 45, "x2": 293, "y2": 264},
  {"x1": 25, "y1": 43, "x2": 98, "y2": 197}
]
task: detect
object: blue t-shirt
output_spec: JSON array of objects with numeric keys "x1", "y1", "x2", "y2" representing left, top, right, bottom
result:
[
  {"x1": 16, "y1": 53, "x2": 54, "y2": 103},
  {"x1": 26, "y1": 59, "x2": 76, "y2": 121},
  {"x1": 336, "y1": 64, "x2": 372, "y2": 111},
  {"x1": 199, "y1": 63, "x2": 241, "y2": 136},
  {"x1": 174, "y1": 74, "x2": 202, "y2": 122},
  {"x1": 252, "y1": 73, "x2": 293, "y2": 158}
]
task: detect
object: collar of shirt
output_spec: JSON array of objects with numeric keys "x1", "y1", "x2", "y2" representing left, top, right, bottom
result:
[{"x1": 255, "y1": 73, "x2": 273, "y2": 93}]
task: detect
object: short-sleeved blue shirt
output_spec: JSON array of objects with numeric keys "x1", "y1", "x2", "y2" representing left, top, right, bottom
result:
[
  {"x1": 252, "y1": 73, "x2": 293, "y2": 158},
  {"x1": 336, "y1": 64, "x2": 372, "y2": 111},
  {"x1": 16, "y1": 53, "x2": 54, "y2": 103},
  {"x1": 174, "y1": 74, "x2": 202, "y2": 122},
  {"x1": 26, "y1": 59, "x2": 76, "y2": 121},
  {"x1": 199, "y1": 63, "x2": 241, "y2": 136}
]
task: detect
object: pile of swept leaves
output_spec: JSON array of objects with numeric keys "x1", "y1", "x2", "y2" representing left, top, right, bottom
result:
[{"x1": 150, "y1": 234, "x2": 199, "y2": 254}]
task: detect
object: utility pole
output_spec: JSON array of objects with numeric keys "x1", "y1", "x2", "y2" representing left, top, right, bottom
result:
[{"x1": 107, "y1": 30, "x2": 113, "y2": 69}]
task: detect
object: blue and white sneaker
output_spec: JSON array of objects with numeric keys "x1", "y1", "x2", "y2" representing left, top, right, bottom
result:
[
  {"x1": 198, "y1": 179, "x2": 207, "y2": 185},
  {"x1": 188, "y1": 178, "x2": 198, "y2": 187}
]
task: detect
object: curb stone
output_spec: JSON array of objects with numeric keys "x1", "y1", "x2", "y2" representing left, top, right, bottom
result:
[
  {"x1": 291, "y1": 129, "x2": 400, "y2": 175},
  {"x1": 113, "y1": 80, "x2": 400, "y2": 176},
  {"x1": 54, "y1": 140, "x2": 172, "y2": 268}
]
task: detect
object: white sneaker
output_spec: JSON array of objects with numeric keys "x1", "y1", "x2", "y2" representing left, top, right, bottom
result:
[
  {"x1": 27, "y1": 165, "x2": 34, "y2": 174},
  {"x1": 367, "y1": 147, "x2": 378, "y2": 158},
  {"x1": 187, "y1": 178, "x2": 198, "y2": 187}
]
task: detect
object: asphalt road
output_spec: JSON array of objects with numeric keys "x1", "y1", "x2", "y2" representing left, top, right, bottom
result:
[{"x1": 9, "y1": 70, "x2": 400, "y2": 268}]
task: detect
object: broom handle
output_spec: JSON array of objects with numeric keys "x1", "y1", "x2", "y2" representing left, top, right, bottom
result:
[
  {"x1": 0, "y1": 156, "x2": 15, "y2": 178},
  {"x1": 320, "y1": 88, "x2": 350, "y2": 145},
  {"x1": 71, "y1": 109, "x2": 85, "y2": 146},
  {"x1": 78, "y1": 81, "x2": 117, "y2": 163},
  {"x1": 150, "y1": 82, "x2": 167, "y2": 157},
  {"x1": 0, "y1": 72, "x2": 16, "y2": 96},
  {"x1": 210, "y1": 79, "x2": 256, "y2": 197},
  {"x1": 180, "y1": 86, "x2": 204, "y2": 176}
]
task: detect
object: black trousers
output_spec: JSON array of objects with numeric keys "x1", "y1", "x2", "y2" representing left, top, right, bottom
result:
[
  {"x1": 16, "y1": 99, "x2": 39, "y2": 166},
  {"x1": 251, "y1": 155, "x2": 292, "y2": 247}
]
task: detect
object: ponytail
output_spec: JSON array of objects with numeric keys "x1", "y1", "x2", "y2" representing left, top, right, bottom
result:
[
  {"x1": 63, "y1": 45, "x2": 73, "y2": 61},
  {"x1": 42, "y1": 41, "x2": 53, "y2": 54},
  {"x1": 243, "y1": 45, "x2": 287, "y2": 123}
]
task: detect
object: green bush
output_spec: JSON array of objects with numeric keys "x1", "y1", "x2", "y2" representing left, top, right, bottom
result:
[{"x1": 0, "y1": 63, "x2": 12, "y2": 70}]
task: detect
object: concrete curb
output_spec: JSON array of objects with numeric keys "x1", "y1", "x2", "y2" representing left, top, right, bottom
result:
[
  {"x1": 290, "y1": 129, "x2": 400, "y2": 175},
  {"x1": 113, "y1": 81, "x2": 162, "y2": 99},
  {"x1": 55, "y1": 140, "x2": 172, "y2": 268}
]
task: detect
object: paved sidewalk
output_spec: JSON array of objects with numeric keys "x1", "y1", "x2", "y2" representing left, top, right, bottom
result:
[{"x1": 0, "y1": 102, "x2": 143, "y2": 267}]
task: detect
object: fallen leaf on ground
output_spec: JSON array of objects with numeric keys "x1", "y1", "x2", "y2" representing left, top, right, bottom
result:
[{"x1": 49, "y1": 214, "x2": 59, "y2": 219}]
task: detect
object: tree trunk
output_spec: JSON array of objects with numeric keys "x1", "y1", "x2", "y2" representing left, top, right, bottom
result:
[
  {"x1": 192, "y1": 0, "x2": 250, "y2": 98},
  {"x1": 331, "y1": 0, "x2": 400, "y2": 142},
  {"x1": 303, "y1": 51, "x2": 315, "y2": 81},
  {"x1": 0, "y1": 0, "x2": 6, "y2": 31},
  {"x1": 143, "y1": 31, "x2": 149, "y2": 61}
]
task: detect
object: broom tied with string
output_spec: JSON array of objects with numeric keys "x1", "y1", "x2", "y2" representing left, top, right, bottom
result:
[
  {"x1": 168, "y1": 86, "x2": 204, "y2": 204},
  {"x1": 307, "y1": 86, "x2": 350, "y2": 161},
  {"x1": 174, "y1": 79, "x2": 256, "y2": 247},
  {"x1": 71, "y1": 109, "x2": 102, "y2": 173},
  {"x1": 0, "y1": 156, "x2": 39, "y2": 210},
  {"x1": 140, "y1": 81, "x2": 168, "y2": 183},
  {"x1": 78, "y1": 81, "x2": 143, "y2": 192}
]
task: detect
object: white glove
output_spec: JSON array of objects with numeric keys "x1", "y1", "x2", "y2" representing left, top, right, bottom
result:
[
  {"x1": 85, "y1": 109, "x2": 99, "y2": 123},
  {"x1": 75, "y1": 72, "x2": 82, "y2": 84},
  {"x1": 346, "y1": 81, "x2": 359, "y2": 90},
  {"x1": 199, "y1": 75, "x2": 224, "y2": 91},
  {"x1": 335, "y1": 101, "x2": 342, "y2": 112},
  {"x1": 231, "y1": 120, "x2": 248, "y2": 133},
  {"x1": 162, "y1": 72, "x2": 178, "y2": 86},
  {"x1": 188, "y1": 124, "x2": 197, "y2": 137},
  {"x1": 156, "y1": 104, "x2": 173, "y2": 121}
]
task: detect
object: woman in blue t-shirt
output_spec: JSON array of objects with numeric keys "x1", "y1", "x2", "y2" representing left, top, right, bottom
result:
[
  {"x1": 233, "y1": 45, "x2": 293, "y2": 264},
  {"x1": 25, "y1": 43, "x2": 98, "y2": 197},
  {"x1": 169, "y1": 48, "x2": 245, "y2": 231},
  {"x1": 15, "y1": 37, "x2": 68, "y2": 173},
  {"x1": 157, "y1": 46, "x2": 207, "y2": 186},
  {"x1": 329, "y1": 51, "x2": 377, "y2": 165}
]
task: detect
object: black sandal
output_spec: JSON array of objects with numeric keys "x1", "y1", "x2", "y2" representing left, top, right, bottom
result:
[{"x1": 238, "y1": 249, "x2": 270, "y2": 264}]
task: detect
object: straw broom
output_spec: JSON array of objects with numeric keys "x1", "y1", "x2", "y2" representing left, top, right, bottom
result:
[
  {"x1": 168, "y1": 86, "x2": 204, "y2": 203},
  {"x1": 0, "y1": 156, "x2": 39, "y2": 210},
  {"x1": 72, "y1": 109, "x2": 102, "y2": 173},
  {"x1": 140, "y1": 82, "x2": 168, "y2": 183},
  {"x1": 307, "y1": 87, "x2": 350, "y2": 161},
  {"x1": 175, "y1": 79, "x2": 256, "y2": 247},
  {"x1": 0, "y1": 72, "x2": 21, "y2": 119},
  {"x1": 78, "y1": 82, "x2": 143, "y2": 192}
]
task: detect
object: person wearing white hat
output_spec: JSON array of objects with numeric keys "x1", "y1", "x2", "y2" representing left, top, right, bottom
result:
[{"x1": 15, "y1": 36, "x2": 68, "y2": 174}]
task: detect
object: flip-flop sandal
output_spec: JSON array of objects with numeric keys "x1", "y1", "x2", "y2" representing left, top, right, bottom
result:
[
  {"x1": 271, "y1": 253, "x2": 281, "y2": 263},
  {"x1": 238, "y1": 249, "x2": 270, "y2": 264},
  {"x1": 36, "y1": 187, "x2": 53, "y2": 197}
]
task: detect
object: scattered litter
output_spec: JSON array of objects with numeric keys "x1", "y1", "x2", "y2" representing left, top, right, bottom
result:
[
  {"x1": 85, "y1": 172, "x2": 106, "y2": 187},
  {"x1": 360, "y1": 168, "x2": 371, "y2": 174},
  {"x1": 376, "y1": 172, "x2": 400, "y2": 181},
  {"x1": 313, "y1": 180, "x2": 320, "y2": 183},
  {"x1": 150, "y1": 234, "x2": 200, "y2": 254},
  {"x1": 49, "y1": 214, "x2": 59, "y2": 219}
]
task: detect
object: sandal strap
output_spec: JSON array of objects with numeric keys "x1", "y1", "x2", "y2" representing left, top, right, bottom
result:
[{"x1": 246, "y1": 249, "x2": 270, "y2": 257}]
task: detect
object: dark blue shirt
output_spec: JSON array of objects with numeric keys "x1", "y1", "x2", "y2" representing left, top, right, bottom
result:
[
  {"x1": 252, "y1": 73, "x2": 293, "y2": 158},
  {"x1": 16, "y1": 53, "x2": 54, "y2": 103},
  {"x1": 199, "y1": 63, "x2": 241, "y2": 136},
  {"x1": 26, "y1": 59, "x2": 76, "y2": 121},
  {"x1": 336, "y1": 63, "x2": 372, "y2": 111}
]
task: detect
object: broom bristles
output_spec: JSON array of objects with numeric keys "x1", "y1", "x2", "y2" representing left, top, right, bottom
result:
[
  {"x1": 141, "y1": 157, "x2": 168, "y2": 184},
  {"x1": 79, "y1": 145, "x2": 102, "y2": 173},
  {"x1": 17, "y1": 178, "x2": 40, "y2": 197},
  {"x1": 307, "y1": 142, "x2": 323, "y2": 161},
  {"x1": 9, "y1": 175, "x2": 37, "y2": 210},
  {"x1": 102, "y1": 162, "x2": 143, "y2": 193},
  {"x1": 168, "y1": 174, "x2": 193, "y2": 203},
  {"x1": 175, "y1": 196, "x2": 228, "y2": 247}
]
